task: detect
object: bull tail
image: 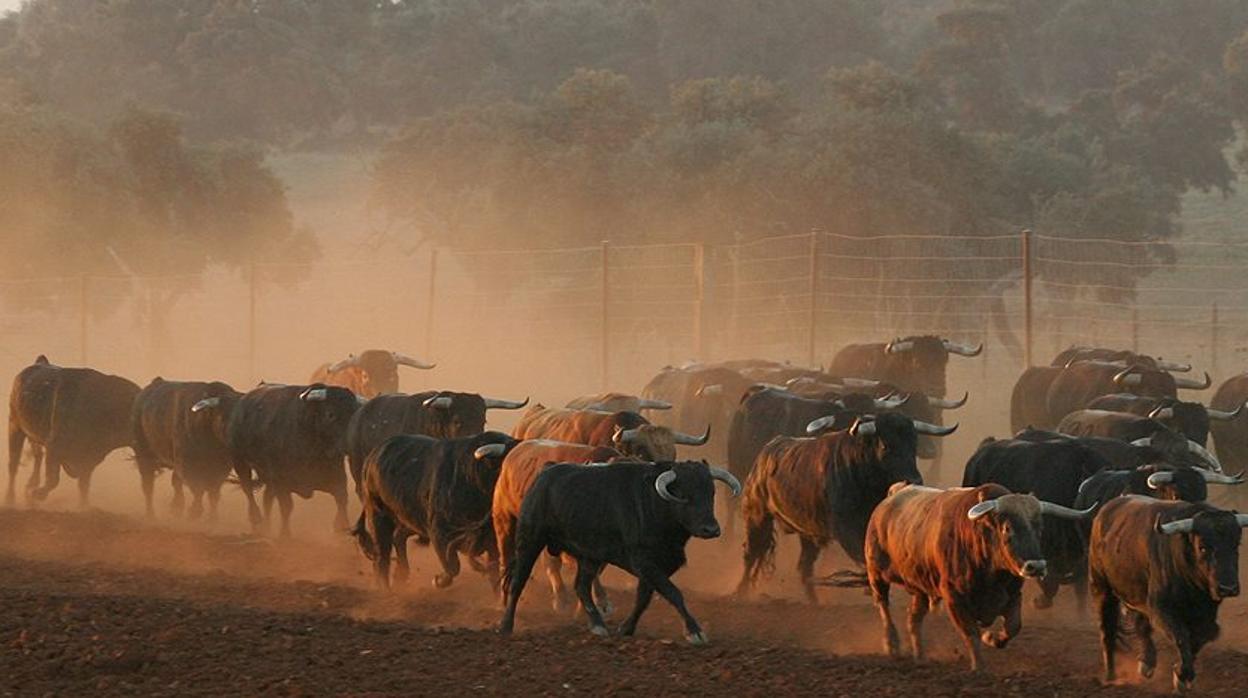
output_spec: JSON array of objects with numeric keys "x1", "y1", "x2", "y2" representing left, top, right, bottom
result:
[
  {"x1": 815, "y1": 569, "x2": 869, "y2": 588},
  {"x1": 738, "y1": 470, "x2": 778, "y2": 588},
  {"x1": 350, "y1": 511, "x2": 377, "y2": 561}
]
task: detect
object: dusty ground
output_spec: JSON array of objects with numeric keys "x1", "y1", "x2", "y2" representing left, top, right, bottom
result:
[{"x1": 1, "y1": 508, "x2": 1247, "y2": 696}]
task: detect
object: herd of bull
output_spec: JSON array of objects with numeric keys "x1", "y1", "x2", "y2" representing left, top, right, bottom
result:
[{"x1": 9, "y1": 337, "x2": 1248, "y2": 690}]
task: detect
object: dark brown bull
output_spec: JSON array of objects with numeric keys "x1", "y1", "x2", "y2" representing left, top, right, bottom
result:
[
  {"x1": 1045, "y1": 362, "x2": 1209, "y2": 428},
  {"x1": 511, "y1": 405, "x2": 708, "y2": 461},
  {"x1": 641, "y1": 364, "x2": 755, "y2": 463},
  {"x1": 845, "y1": 483, "x2": 1092, "y2": 671},
  {"x1": 565, "y1": 393, "x2": 671, "y2": 412},
  {"x1": 1051, "y1": 346, "x2": 1192, "y2": 373},
  {"x1": 1086, "y1": 393, "x2": 1240, "y2": 447},
  {"x1": 1010, "y1": 366, "x2": 1063, "y2": 432},
  {"x1": 1210, "y1": 373, "x2": 1248, "y2": 489},
  {"x1": 1057, "y1": 410, "x2": 1223, "y2": 472},
  {"x1": 828, "y1": 335, "x2": 981, "y2": 398},
  {"x1": 7, "y1": 356, "x2": 139, "y2": 508},
  {"x1": 493, "y1": 439, "x2": 623, "y2": 612},
  {"x1": 131, "y1": 378, "x2": 242, "y2": 519},
  {"x1": 310, "y1": 349, "x2": 435, "y2": 398},
  {"x1": 1089, "y1": 496, "x2": 1248, "y2": 690}
]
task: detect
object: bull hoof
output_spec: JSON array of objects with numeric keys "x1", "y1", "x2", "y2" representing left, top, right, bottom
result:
[
  {"x1": 433, "y1": 574, "x2": 454, "y2": 589},
  {"x1": 979, "y1": 630, "x2": 1009, "y2": 649},
  {"x1": 1172, "y1": 669, "x2": 1192, "y2": 692},
  {"x1": 1032, "y1": 594, "x2": 1053, "y2": 610},
  {"x1": 685, "y1": 630, "x2": 709, "y2": 646},
  {"x1": 597, "y1": 598, "x2": 615, "y2": 618},
  {"x1": 1139, "y1": 661, "x2": 1155, "y2": 679},
  {"x1": 589, "y1": 624, "x2": 610, "y2": 638}
]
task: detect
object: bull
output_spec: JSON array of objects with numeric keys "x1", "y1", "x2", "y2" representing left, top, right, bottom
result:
[
  {"x1": 565, "y1": 393, "x2": 671, "y2": 412},
  {"x1": 1086, "y1": 393, "x2": 1241, "y2": 447},
  {"x1": 1210, "y1": 373, "x2": 1248, "y2": 484},
  {"x1": 1089, "y1": 496, "x2": 1248, "y2": 690},
  {"x1": 1045, "y1": 363, "x2": 1210, "y2": 429},
  {"x1": 7, "y1": 356, "x2": 139, "y2": 508},
  {"x1": 828, "y1": 335, "x2": 981, "y2": 398},
  {"x1": 1051, "y1": 346, "x2": 1192, "y2": 373},
  {"x1": 642, "y1": 364, "x2": 755, "y2": 463},
  {"x1": 736, "y1": 413, "x2": 955, "y2": 602},
  {"x1": 499, "y1": 460, "x2": 740, "y2": 643},
  {"x1": 353, "y1": 431, "x2": 517, "y2": 589},
  {"x1": 131, "y1": 378, "x2": 242, "y2": 519},
  {"x1": 227, "y1": 383, "x2": 361, "y2": 537},
  {"x1": 1075, "y1": 465, "x2": 1244, "y2": 511},
  {"x1": 511, "y1": 405, "x2": 707, "y2": 461},
  {"x1": 310, "y1": 349, "x2": 435, "y2": 398},
  {"x1": 1010, "y1": 366, "x2": 1063, "y2": 432},
  {"x1": 1057, "y1": 410, "x2": 1222, "y2": 472}
]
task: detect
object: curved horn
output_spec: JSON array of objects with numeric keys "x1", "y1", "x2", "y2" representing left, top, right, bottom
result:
[
  {"x1": 1206, "y1": 403, "x2": 1245, "y2": 421},
  {"x1": 806, "y1": 414, "x2": 840, "y2": 434},
  {"x1": 654, "y1": 470, "x2": 686, "y2": 503},
  {"x1": 1038, "y1": 501, "x2": 1097, "y2": 519},
  {"x1": 673, "y1": 425, "x2": 711, "y2": 446},
  {"x1": 1173, "y1": 372, "x2": 1212, "y2": 390},
  {"x1": 1148, "y1": 406, "x2": 1175, "y2": 420},
  {"x1": 849, "y1": 417, "x2": 877, "y2": 437},
  {"x1": 1201, "y1": 469, "x2": 1245, "y2": 485},
  {"x1": 913, "y1": 420, "x2": 958, "y2": 436},
  {"x1": 1159, "y1": 518, "x2": 1195, "y2": 535},
  {"x1": 1237, "y1": 514, "x2": 1248, "y2": 527},
  {"x1": 484, "y1": 396, "x2": 529, "y2": 410},
  {"x1": 927, "y1": 392, "x2": 968, "y2": 409},
  {"x1": 886, "y1": 339, "x2": 914, "y2": 354},
  {"x1": 422, "y1": 395, "x2": 453, "y2": 409},
  {"x1": 1146, "y1": 471, "x2": 1175, "y2": 489},
  {"x1": 1130, "y1": 437, "x2": 1153, "y2": 448},
  {"x1": 842, "y1": 378, "x2": 881, "y2": 388},
  {"x1": 967, "y1": 500, "x2": 999, "y2": 520},
  {"x1": 637, "y1": 398, "x2": 672, "y2": 410},
  {"x1": 1155, "y1": 358, "x2": 1192, "y2": 373},
  {"x1": 356, "y1": 395, "x2": 369, "y2": 406},
  {"x1": 708, "y1": 466, "x2": 742, "y2": 497},
  {"x1": 1113, "y1": 368, "x2": 1142, "y2": 387},
  {"x1": 391, "y1": 352, "x2": 436, "y2": 370},
  {"x1": 328, "y1": 355, "x2": 359, "y2": 373},
  {"x1": 616, "y1": 427, "x2": 640, "y2": 444},
  {"x1": 473, "y1": 443, "x2": 508, "y2": 460},
  {"x1": 190, "y1": 397, "x2": 221, "y2": 413},
  {"x1": 695, "y1": 384, "x2": 723, "y2": 397},
  {"x1": 873, "y1": 393, "x2": 910, "y2": 410},
  {"x1": 1185, "y1": 440, "x2": 1223, "y2": 472},
  {"x1": 942, "y1": 339, "x2": 983, "y2": 357},
  {"x1": 299, "y1": 387, "x2": 328, "y2": 402}
]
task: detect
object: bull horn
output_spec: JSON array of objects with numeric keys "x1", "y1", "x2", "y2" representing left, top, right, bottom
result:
[
  {"x1": 942, "y1": 339, "x2": 983, "y2": 357},
  {"x1": 1155, "y1": 358, "x2": 1192, "y2": 373},
  {"x1": 1185, "y1": 440, "x2": 1223, "y2": 472},
  {"x1": 696, "y1": 384, "x2": 723, "y2": 397},
  {"x1": 913, "y1": 420, "x2": 957, "y2": 436},
  {"x1": 886, "y1": 339, "x2": 914, "y2": 354},
  {"x1": 1201, "y1": 469, "x2": 1245, "y2": 485},
  {"x1": 967, "y1": 500, "x2": 999, "y2": 520},
  {"x1": 391, "y1": 352, "x2": 436, "y2": 370},
  {"x1": 1159, "y1": 518, "x2": 1195, "y2": 535},
  {"x1": 842, "y1": 378, "x2": 881, "y2": 388},
  {"x1": 299, "y1": 387, "x2": 328, "y2": 402},
  {"x1": 1113, "y1": 368, "x2": 1143, "y2": 387},
  {"x1": 356, "y1": 395, "x2": 368, "y2": 406},
  {"x1": 1130, "y1": 437, "x2": 1153, "y2": 448},
  {"x1": 849, "y1": 417, "x2": 877, "y2": 437},
  {"x1": 637, "y1": 399, "x2": 672, "y2": 410},
  {"x1": 1146, "y1": 471, "x2": 1175, "y2": 489},
  {"x1": 616, "y1": 427, "x2": 640, "y2": 444},
  {"x1": 190, "y1": 397, "x2": 221, "y2": 412},
  {"x1": 484, "y1": 396, "x2": 529, "y2": 410},
  {"x1": 422, "y1": 395, "x2": 453, "y2": 409},
  {"x1": 1173, "y1": 372, "x2": 1212, "y2": 390},
  {"x1": 673, "y1": 425, "x2": 711, "y2": 446},
  {"x1": 1039, "y1": 501, "x2": 1097, "y2": 519},
  {"x1": 473, "y1": 443, "x2": 508, "y2": 460},
  {"x1": 708, "y1": 466, "x2": 742, "y2": 497},
  {"x1": 1206, "y1": 403, "x2": 1245, "y2": 421},
  {"x1": 328, "y1": 355, "x2": 359, "y2": 372},
  {"x1": 1237, "y1": 514, "x2": 1248, "y2": 527},
  {"x1": 1148, "y1": 406, "x2": 1175, "y2": 420},
  {"x1": 654, "y1": 470, "x2": 687, "y2": 503},
  {"x1": 928, "y1": 392, "x2": 968, "y2": 409},
  {"x1": 785, "y1": 377, "x2": 814, "y2": 387},
  {"x1": 873, "y1": 393, "x2": 910, "y2": 410},
  {"x1": 806, "y1": 414, "x2": 840, "y2": 434}
]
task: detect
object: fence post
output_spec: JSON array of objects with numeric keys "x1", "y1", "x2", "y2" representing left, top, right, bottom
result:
[
  {"x1": 807, "y1": 230, "x2": 820, "y2": 367},
  {"x1": 692, "y1": 243, "x2": 707, "y2": 361},
  {"x1": 600, "y1": 240, "x2": 611, "y2": 390},
  {"x1": 424, "y1": 248, "x2": 439, "y2": 360},
  {"x1": 79, "y1": 275, "x2": 89, "y2": 365},
  {"x1": 729, "y1": 240, "x2": 740, "y2": 355},
  {"x1": 1131, "y1": 305, "x2": 1139, "y2": 353},
  {"x1": 1211, "y1": 303, "x2": 1219, "y2": 378},
  {"x1": 1021, "y1": 229, "x2": 1033, "y2": 368},
  {"x1": 248, "y1": 263, "x2": 258, "y2": 382}
]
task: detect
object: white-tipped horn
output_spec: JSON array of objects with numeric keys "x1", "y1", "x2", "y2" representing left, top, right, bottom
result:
[
  {"x1": 1173, "y1": 372, "x2": 1212, "y2": 390},
  {"x1": 654, "y1": 470, "x2": 686, "y2": 503},
  {"x1": 1155, "y1": 358, "x2": 1192, "y2": 373},
  {"x1": 1130, "y1": 437, "x2": 1154, "y2": 448},
  {"x1": 849, "y1": 417, "x2": 877, "y2": 437},
  {"x1": 484, "y1": 396, "x2": 529, "y2": 410},
  {"x1": 1113, "y1": 368, "x2": 1143, "y2": 387},
  {"x1": 673, "y1": 425, "x2": 711, "y2": 446},
  {"x1": 1159, "y1": 518, "x2": 1195, "y2": 535},
  {"x1": 190, "y1": 397, "x2": 221, "y2": 413},
  {"x1": 1202, "y1": 469, "x2": 1245, "y2": 485},
  {"x1": 928, "y1": 392, "x2": 968, "y2": 409},
  {"x1": 299, "y1": 387, "x2": 328, "y2": 402},
  {"x1": 615, "y1": 427, "x2": 640, "y2": 444},
  {"x1": 1148, "y1": 406, "x2": 1175, "y2": 420},
  {"x1": 328, "y1": 355, "x2": 359, "y2": 373},
  {"x1": 356, "y1": 395, "x2": 368, "y2": 406},
  {"x1": 637, "y1": 398, "x2": 672, "y2": 410},
  {"x1": 967, "y1": 500, "x2": 999, "y2": 520},
  {"x1": 913, "y1": 420, "x2": 958, "y2": 436},
  {"x1": 391, "y1": 352, "x2": 436, "y2": 370},
  {"x1": 1147, "y1": 471, "x2": 1175, "y2": 489},
  {"x1": 1237, "y1": 514, "x2": 1248, "y2": 527},
  {"x1": 942, "y1": 339, "x2": 983, "y2": 357},
  {"x1": 422, "y1": 395, "x2": 453, "y2": 409},
  {"x1": 1207, "y1": 403, "x2": 1245, "y2": 421},
  {"x1": 841, "y1": 377, "x2": 881, "y2": 388},
  {"x1": 473, "y1": 443, "x2": 508, "y2": 460},
  {"x1": 708, "y1": 466, "x2": 742, "y2": 497},
  {"x1": 1039, "y1": 500, "x2": 1096, "y2": 519},
  {"x1": 886, "y1": 339, "x2": 914, "y2": 354},
  {"x1": 695, "y1": 384, "x2": 723, "y2": 397},
  {"x1": 873, "y1": 393, "x2": 909, "y2": 410},
  {"x1": 806, "y1": 414, "x2": 840, "y2": 434},
  {"x1": 1185, "y1": 440, "x2": 1223, "y2": 472}
]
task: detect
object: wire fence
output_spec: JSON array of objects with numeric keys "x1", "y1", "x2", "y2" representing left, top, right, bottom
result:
[{"x1": 2, "y1": 230, "x2": 1246, "y2": 414}]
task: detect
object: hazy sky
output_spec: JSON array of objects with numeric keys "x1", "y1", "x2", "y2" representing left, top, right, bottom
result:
[{"x1": 1, "y1": 1, "x2": 20, "y2": 14}]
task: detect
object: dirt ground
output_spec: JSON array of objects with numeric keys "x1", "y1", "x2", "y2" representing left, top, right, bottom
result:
[{"x1": 1, "y1": 507, "x2": 1247, "y2": 696}]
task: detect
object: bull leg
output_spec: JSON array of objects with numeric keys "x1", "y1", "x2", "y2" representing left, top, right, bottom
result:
[
  {"x1": 275, "y1": 490, "x2": 294, "y2": 538},
  {"x1": 206, "y1": 487, "x2": 221, "y2": 523},
  {"x1": 31, "y1": 449, "x2": 61, "y2": 503},
  {"x1": 390, "y1": 529, "x2": 412, "y2": 585},
  {"x1": 546, "y1": 555, "x2": 572, "y2": 612},
  {"x1": 1134, "y1": 612, "x2": 1157, "y2": 679},
  {"x1": 869, "y1": 575, "x2": 900, "y2": 657},
  {"x1": 76, "y1": 470, "x2": 92, "y2": 510},
  {"x1": 944, "y1": 597, "x2": 986, "y2": 671},
  {"x1": 234, "y1": 465, "x2": 264, "y2": 533},
  {"x1": 735, "y1": 512, "x2": 775, "y2": 597},
  {"x1": 981, "y1": 590, "x2": 1022, "y2": 649},
  {"x1": 1156, "y1": 610, "x2": 1196, "y2": 691},
  {"x1": 5, "y1": 422, "x2": 24, "y2": 507},
  {"x1": 23, "y1": 444, "x2": 44, "y2": 504},
  {"x1": 797, "y1": 537, "x2": 822, "y2": 604},
  {"x1": 367, "y1": 512, "x2": 396, "y2": 590},
  {"x1": 634, "y1": 558, "x2": 706, "y2": 645},
  {"x1": 907, "y1": 592, "x2": 930, "y2": 659},
  {"x1": 187, "y1": 488, "x2": 205, "y2": 520},
  {"x1": 329, "y1": 478, "x2": 349, "y2": 532},
  {"x1": 1033, "y1": 575, "x2": 1059, "y2": 610},
  {"x1": 617, "y1": 579, "x2": 655, "y2": 637},
  {"x1": 170, "y1": 472, "x2": 186, "y2": 517},
  {"x1": 592, "y1": 574, "x2": 613, "y2": 618},
  {"x1": 136, "y1": 458, "x2": 158, "y2": 518},
  {"x1": 499, "y1": 537, "x2": 544, "y2": 636},
  {"x1": 573, "y1": 560, "x2": 609, "y2": 637},
  {"x1": 431, "y1": 535, "x2": 461, "y2": 589}
]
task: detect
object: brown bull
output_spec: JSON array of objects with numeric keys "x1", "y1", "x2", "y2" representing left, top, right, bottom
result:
[
  {"x1": 493, "y1": 439, "x2": 624, "y2": 612},
  {"x1": 510, "y1": 405, "x2": 707, "y2": 461},
  {"x1": 848, "y1": 483, "x2": 1093, "y2": 671},
  {"x1": 565, "y1": 392, "x2": 671, "y2": 412},
  {"x1": 310, "y1": 349, "x2": 435, "y2": 398}
]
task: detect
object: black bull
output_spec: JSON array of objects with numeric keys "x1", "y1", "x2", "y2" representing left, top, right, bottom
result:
[
  {"x1": 227, "y1": 383, "x2": 361, "y2": 537},
  {"x1": 131, "y1": 378, "x2": 242, "y2": 519},
  {"x1": 7, "y1": 355, "x2": 139, "y2": 508}
]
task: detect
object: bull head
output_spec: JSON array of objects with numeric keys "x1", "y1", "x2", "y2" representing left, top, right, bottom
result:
[
  {"x1": 1131, "y1": 436, "x2": 1222, "y2": 472},
  {"x1": 967, "y1": 494, "x2": 1093, "y2": 578},
  {"x1": 1157, "y1": 511, "x2": 1248, "y2": 601}
]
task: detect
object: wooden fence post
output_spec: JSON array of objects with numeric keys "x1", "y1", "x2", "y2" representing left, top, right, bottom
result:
[
  {"x1": 1021, "y1": 229, "x2": 1033, "y2": 368},
  {"x1": 693, "y1": 243, "x2": 707, "y2": 361},
  {"x1": 1212, "y1": 303, "x2": 1219, "y2": 378},
  {"x1": 425, "y1": 248, "x2": 439, "y2": 360},
  {"x1": 807, "y1": 231, "x2": 820, "y2": 366}
]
